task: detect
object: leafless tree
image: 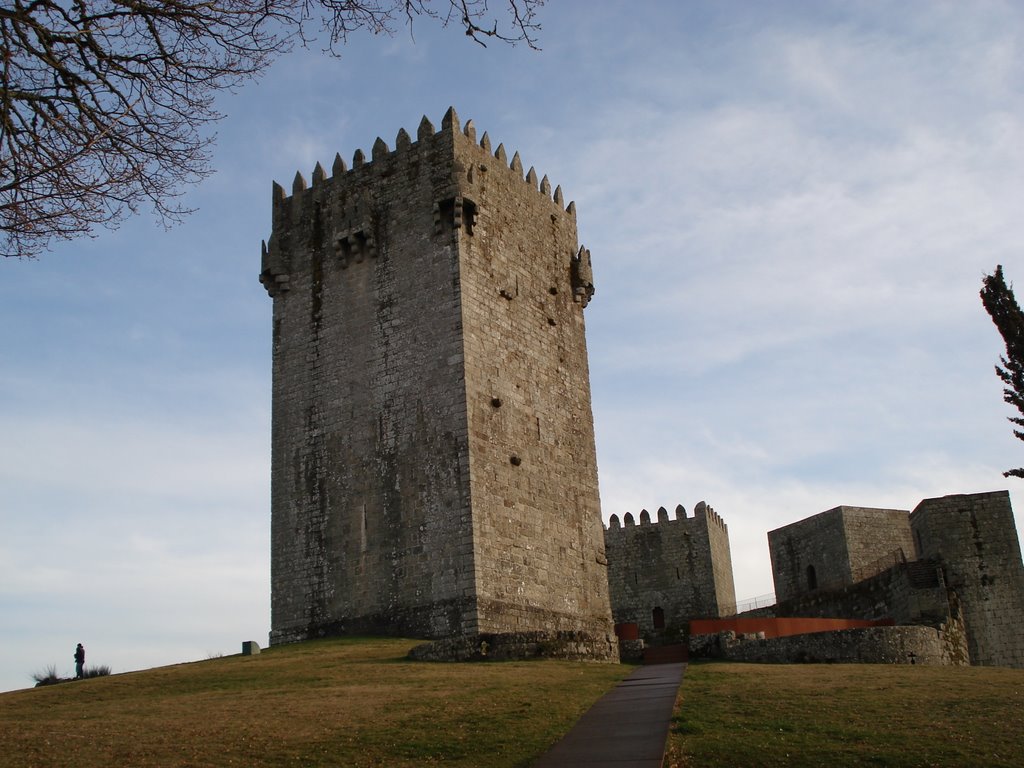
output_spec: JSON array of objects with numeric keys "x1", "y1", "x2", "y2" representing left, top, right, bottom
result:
[
  {"x1": 0, "y1": 1, "x2": 542, "y2": 259},
  {"x1": 307, "y1": 1, "x2": 542, "y2": 51}
]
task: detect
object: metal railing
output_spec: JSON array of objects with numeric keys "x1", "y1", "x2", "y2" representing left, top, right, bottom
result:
[
  {"x1": 720, "y1": 592, "x2": 776, "y2": 616},
  {"x1": 717, "y1": 548, "x2": 909, "y2": 617}
]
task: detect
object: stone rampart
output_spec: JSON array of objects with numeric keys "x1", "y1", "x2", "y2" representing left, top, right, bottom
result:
[
  {"x1": 690, "y1": 616, "x2": 894, "y2": 639},
  {"x1": 692, "y1": 625, "x2": 967, "y2": 666},
  {"x1": 764, "y1": 491, "x2": 1023, "y2": 667},
  {"x1": 408, "y1": 630, "x2": 616, "y2": 662},
  {"x1": 767, "y1": 558, "x2": 952, "y2": 629}
]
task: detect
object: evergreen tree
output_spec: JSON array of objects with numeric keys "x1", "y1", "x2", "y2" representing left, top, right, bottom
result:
[{"x1": 981, "y1": 265, "x2": 1024, "y2": 477}]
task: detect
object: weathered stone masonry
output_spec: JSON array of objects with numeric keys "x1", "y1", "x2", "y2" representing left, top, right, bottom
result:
[
  {"x1": 766, "y1": 491, "x2": 1024, "y2": 668},
  {"x1": 261, "y1": 108, "x2": 615, "y2": 659},
  {"x1": 604, "y1": 502, "x2": 736, "y2": 637},
  {"x1": 910, "y1": 491, "x2": 1024, "y2": 668},
  {"x1": 769, "y1": 506, "x2": 915, "y2": 602}
]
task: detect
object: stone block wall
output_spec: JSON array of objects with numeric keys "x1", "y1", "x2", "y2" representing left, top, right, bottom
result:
[
  {"x1": 408, "y1": 630, "x2": 614, "y2": 662},
  {"x1": 691, "y1": 616, "x2": 896, "y2": 639},
  {"x1": 263, "y1": 112, "x2": 476, "y2": 644},
  {"x1": 769, "y1": 508, "x2": 847, "y2": 602},
  {"x1": 911, "y1": 491, "x2": 1024, "y2": 668},
  {"x1": 261, "y1": 108, "x2": 614, "y2": 657},
  {"x1": 453, "y1": 120, "x2": 611, "y2": 639},
  {"x1": 767, "y1": 558, "x2": 953, "y2": 629},
  {"x1": 604, "y1": 502, "x2": 736, "y2": 637},
  {"x1": 769, "y1": 506, "x2": 912, "y2": 602},
  {"x1": 842, "y1": 507, "x2": 916, "y2": 581},
  {"x1": 691, "y1": 625, "x2": 968, "y2": 666},
  {"x1": 705, "y1": 502, "x2": 737, "y2": 613}
]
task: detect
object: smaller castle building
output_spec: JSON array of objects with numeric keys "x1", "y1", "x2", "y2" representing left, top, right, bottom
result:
[
  {"x1": 769, "y1": 506, "x2": 916, "y2": 601},
  {"x1": 767, "y1": 490, "x2": 1024, "y2": 668},
  {"x1": 604, "y1": 502, "x2": 736, "y2": 638}
]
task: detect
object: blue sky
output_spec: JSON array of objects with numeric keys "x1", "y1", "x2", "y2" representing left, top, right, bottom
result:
[{"x1": 3, "y1": 0, "x2": 1024, "y2": 692}]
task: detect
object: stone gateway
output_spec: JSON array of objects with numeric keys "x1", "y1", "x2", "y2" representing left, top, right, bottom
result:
[{"x1": 260, "y1": 108, "x2": 616, "y2": 660}]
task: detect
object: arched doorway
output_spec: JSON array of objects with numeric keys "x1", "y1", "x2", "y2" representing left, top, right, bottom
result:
[{"x1": 652, "y1": 606, "x2": 665, "y2": 629}]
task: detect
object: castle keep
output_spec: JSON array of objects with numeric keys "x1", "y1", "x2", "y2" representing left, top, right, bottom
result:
[
  {"x1": 769, "y1": 506, "x2": 916, "y2": 602},
  {"x1": 260, "y1": 109, "x2": 615, "y2": 659}
]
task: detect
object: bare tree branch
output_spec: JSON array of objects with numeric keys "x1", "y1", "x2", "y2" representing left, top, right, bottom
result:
[{"x1": 1, "y1": 1, "x2": 543, "y2": 258}]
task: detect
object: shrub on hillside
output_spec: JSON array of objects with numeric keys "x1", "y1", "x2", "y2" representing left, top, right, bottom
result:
[
  {"x1": 31, "y1": 663, "x2": 111, "y2": 686},
  {"x1": 31, "y1": 664, "x2": 65, "y2": 686}
]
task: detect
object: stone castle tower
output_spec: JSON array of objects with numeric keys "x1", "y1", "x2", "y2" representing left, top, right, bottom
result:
[
  {"x1": 910, "y1": 491, "x2": 1024, "y2": 667},
  {"x1": 260, "y1": 108, "x2": 616, "y2": 659},
  {"x1": 605, "y1": 503, "x2": 736, "y2": 637}
]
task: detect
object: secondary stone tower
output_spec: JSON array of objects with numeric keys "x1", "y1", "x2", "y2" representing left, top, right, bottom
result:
[
  {"x1": 910, "y1": 491, "x2": 1024, "y2": 667},
  {"x1": 260, "y1": 108, "x2": 616, "y2": 659}
]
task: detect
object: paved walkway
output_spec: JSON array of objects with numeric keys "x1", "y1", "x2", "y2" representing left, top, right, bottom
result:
[{"x1": 532, "y1": 662, "x2": 686, "y2": 767}]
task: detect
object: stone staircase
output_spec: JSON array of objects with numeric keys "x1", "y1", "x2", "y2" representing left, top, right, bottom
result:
[
  {"x1": 906, "y1": 559, "x2": 942, "y2": 589},
  {"x1": 642, "y1": 644, "x2": 688, "y2": 664}
]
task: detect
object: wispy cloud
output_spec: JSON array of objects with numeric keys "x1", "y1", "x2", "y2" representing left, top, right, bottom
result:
[{"x1": 3, "y1": 1, "x2": 1024, "y2": 693}]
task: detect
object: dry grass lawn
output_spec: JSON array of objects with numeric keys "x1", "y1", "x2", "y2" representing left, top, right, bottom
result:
[
  {"x1": 666, "y1": 661, "x2": 1024, "y2": 768},
  {"x1": 8, "y1": 641, "x2": 1024, "y2": 768},
  {"x1": 0, "y1": 637, "x2": 628, "y2": 768}
]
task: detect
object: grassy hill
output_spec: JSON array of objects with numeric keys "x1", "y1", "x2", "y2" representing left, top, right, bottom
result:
[
  {"x1": 0, "y1": 637, "x2": 628, "y2": 768},
  {"x1": 3, "y1": 638, "x2": 1024, "y2": 767},
  {"x1": 666, "y1": 661, "x2": 1024, "y2": 768}
]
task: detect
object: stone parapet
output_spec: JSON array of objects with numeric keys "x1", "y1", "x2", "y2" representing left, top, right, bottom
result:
[
  {"x1": 691, "y1": 625, "x2": 967, "y2": 666},
  {"x1": 408, "y1": 631, "x2": 618, "y2": 662}
]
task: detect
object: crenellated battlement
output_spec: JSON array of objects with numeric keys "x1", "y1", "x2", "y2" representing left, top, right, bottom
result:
[
  {"x1": 260, "y1": 107, "x2": 593, "y2": 304},
  {"x1": 606, "y1": 501, "x2": 727, "y2": 532},
  {"x1": 268, "y1": 107, "x2": 576, "y2": 221},
  {"x1": 603, "y1": 499, "x2": 737, "y2": 629}
]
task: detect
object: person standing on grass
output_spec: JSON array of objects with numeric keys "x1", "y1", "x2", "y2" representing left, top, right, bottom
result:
[{"x1": 74, "y1": 643, "x2": 85, "y2": 679}]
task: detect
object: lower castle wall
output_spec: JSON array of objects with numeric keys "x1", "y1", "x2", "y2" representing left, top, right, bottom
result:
[
  {"x1": 691, "y1": 625, "x2": 968, "y2": 666},
  {"x1": 767, "y1": 560, "x2": 952, "y2": 629},
  {"x1": 690, "y1": 616, "x2": 893, "y2": 639},
  {"x1": 407, "y1": 630, "x2": 618, "y2": 662}
]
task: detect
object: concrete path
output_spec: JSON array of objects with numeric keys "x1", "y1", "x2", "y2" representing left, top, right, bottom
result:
[{"x1": 532, "y1": 662, "x2": 686, "y2": 767}]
